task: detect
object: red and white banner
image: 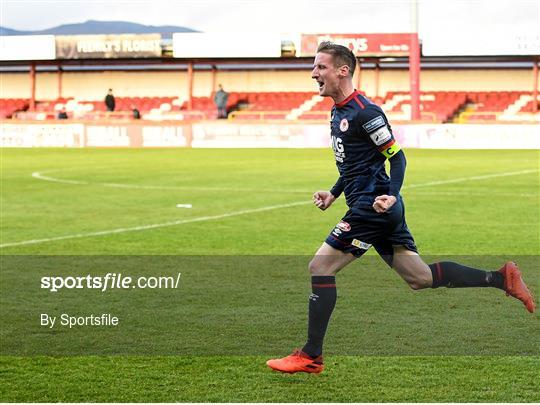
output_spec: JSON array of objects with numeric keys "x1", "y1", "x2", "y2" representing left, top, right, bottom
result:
[{"x1": 299, "y1": 33, "x2": 412, "y2": 57}]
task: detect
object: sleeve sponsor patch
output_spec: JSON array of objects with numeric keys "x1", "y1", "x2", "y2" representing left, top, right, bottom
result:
[
  {"x1": 362, "y1": 115, "x2": 385, "y2": 133},
  {"x1": 351, "y1": 239, "x2": 372, "y2": 250},
  {"x1": 369, "y1": 126, "x2": 392, "y2": 146}
]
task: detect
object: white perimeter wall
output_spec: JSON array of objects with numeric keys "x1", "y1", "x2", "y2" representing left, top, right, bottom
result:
[{"x1": 1, "y1": 122, "x2": 539, "y2": 149}]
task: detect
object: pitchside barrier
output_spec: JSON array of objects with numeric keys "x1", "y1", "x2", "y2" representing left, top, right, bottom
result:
[{"x1": 1, "y1": 120, "x2": 539, "y2": 149}]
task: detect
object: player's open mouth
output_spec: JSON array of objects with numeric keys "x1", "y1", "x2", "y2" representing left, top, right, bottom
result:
[{"x1": 317, "y1": 81, "x2": 324, "y2": 90}]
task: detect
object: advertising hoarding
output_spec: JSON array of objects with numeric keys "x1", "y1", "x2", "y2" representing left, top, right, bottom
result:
[
  {"x1": 55, "y1": 34, "x2": 162, "y2": 59},
  {"x1": 299, "y1": 33, "x2": 412, "y2": 57}
]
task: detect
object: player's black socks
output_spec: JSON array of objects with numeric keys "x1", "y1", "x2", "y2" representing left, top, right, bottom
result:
[
  {"x1": 302, "y1": 275, "x2": 336, "y2": 358},
  {"x1": 429, "y1": 262, "x2": 504, "y2": 289}
]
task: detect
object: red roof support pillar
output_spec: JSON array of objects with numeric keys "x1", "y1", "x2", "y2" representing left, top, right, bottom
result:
[
  {"x1": 211, "y1": 64, "x2": 217, "y2": 97},
  {"x1": 29, "y1": 62, "x2": 36, "y2": 111},
  {"x1": 533, "y1": 57, "x2": 538, "y2": 113},
  {"x1": 409, "y1": 32, "x2": 421, "y2": 121},
  {"x1": 57, "y1": 64, "x2": 63, "y2": 99},
  {"x1": 187, "y1": 61, "x2": 194, "y2": 110},
  {"x1": 374, "y1": 62, "x2": 380, "y2": 98}
]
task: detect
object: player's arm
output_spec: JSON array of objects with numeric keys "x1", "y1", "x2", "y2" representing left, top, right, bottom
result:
[
  {"x1": 330, "y1": 176, "x2": 344, "y2": 199},
  {"x1": 359, "y1": 109, "x2": 405, "y2": 213},
  {"x1": 313, "y1": 176, "x2": 342, "y2": 210},
  {"x1": 387, "y1": 149, "x2": 406, "y2": 197},
  {"x1": 373, "y1": 139, "x2": 406, "y2": 213},
  {"x1": 313, "y1": 190, "x2": 336, "y2": 211}
]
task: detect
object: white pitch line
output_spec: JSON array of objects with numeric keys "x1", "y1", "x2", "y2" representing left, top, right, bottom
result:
[
  {"x1": 402, "y1": 191, "x2": 538, "y2": 197},
  {"x1": 31, "y1": 168, "x2": 539, "y2": 194},
  {"x1": 31, "y1": 171, "x2": 89, "y2": 185},
  {"x1": 31, "y1": 171, "x2": 311, "y2": 194},
  {"x1": 0, "y1": 200, "x2": 310, "y2": 248},
  {"x1": 402, "y1": 169, "x2": 538, "y2": 190},
  {"x1": 9, "y1": 167, "x2": 538, "y2": 249}
]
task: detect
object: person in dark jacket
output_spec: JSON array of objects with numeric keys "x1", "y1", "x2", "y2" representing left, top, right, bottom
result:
[
  {"x1": 131, "y1": 105, "x2": 141, "y2": 119},
  {"x1": 214, "y1": 84, "x2": 229, "y2": 118},
  {"x1": 57, "y1": 108, "x2": 68, "y2": 119},
  {"x1": 105, "y1": 89, "x2": 116, "y2": 112}
]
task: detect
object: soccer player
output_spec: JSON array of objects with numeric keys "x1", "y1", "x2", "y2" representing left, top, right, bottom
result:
[{"x1": 266, "y1": 42, "x2": 536, "y2": 374}]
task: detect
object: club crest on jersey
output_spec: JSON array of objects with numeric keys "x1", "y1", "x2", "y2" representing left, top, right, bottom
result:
[
  {"x1": 339, "y1": 118, "x2": 349, "y2": 132},
  {"x1": 336, "y1": 221, "x2": 351, "y2": 232}
]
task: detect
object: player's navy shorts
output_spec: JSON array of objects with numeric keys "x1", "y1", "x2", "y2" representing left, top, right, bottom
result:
[{"x1": 325, "y1": 195, "x2": 417, "y2": 265}]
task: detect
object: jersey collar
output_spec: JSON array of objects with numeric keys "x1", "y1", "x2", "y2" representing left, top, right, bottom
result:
[{"x1": 335, "y1": 90, "x2": 360, "y2": 108}]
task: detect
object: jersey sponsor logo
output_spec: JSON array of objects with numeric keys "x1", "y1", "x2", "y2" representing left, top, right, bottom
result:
[
  {"x1": 351, "y1": 239, "x2": 372, "y2": 250},
  {"x1": 362, "y1": 115, "x2": 385, "y2": 133},
  {"x1": 369, "y1": 126, "x2": 392, "y2": 146},
  {"x1": 339, "y1": 118, "x2": 349, "y2": 132},
  {"x1": 331, "y1": 135, "x2": 345, "y2": 162},
  {"x1": 337, "y1": 221, "x2": 351, "y2": 232}
]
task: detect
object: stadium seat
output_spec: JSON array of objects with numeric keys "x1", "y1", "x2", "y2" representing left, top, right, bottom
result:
[
  {"x1": 0, "y1": 98, "x2": 30, "y2": 119},
  {"x1": 2, "y1": 91, "x2": 536, "y2": 122}
]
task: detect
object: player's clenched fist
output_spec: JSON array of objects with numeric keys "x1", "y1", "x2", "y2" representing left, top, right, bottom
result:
[
  {"x1": 313, "y1": 191, "x2": 336, "y2": 211},
  {"x1": 372, "y1": 194, "x2": 397, "y2": 213}
]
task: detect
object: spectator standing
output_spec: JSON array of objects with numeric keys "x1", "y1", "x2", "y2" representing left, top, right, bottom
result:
[
  {"x1": 214, "y1": 84, "x2": 229, "y2": 119},
  {"x1": 105, "y1": 89, "x2": 116, "y2": 112}
]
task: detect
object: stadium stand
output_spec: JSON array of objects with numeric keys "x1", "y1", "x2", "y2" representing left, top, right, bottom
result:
[
  {"x1": 14, "y1": 96, "x2": 205, "y2": 120},
  {"x1": 227, "y1": 92, "x2": 315, "y2": 120},
  {"x1": 379, "y1": 91, "x2": 467, "y2": 122},
  {"x1": 457, "y1": 92, "x2": 539, "y2": 122},
  {"x1": 0, "y1": 98, "x2": 29, "y2": 119},
  {"x1": 469, "y1": 91, "x2": 523, "y2": 112},
  {"x1": 2, "y1": 91, "x2": 538, "y2": 122},
  {"x1": 520, "y1": 98, "x2": 540, "y2": 112}
]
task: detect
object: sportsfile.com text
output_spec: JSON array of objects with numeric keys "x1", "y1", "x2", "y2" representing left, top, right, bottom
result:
[{"x1": 40, "y1": 273, "x2": 182, "y2": 292}]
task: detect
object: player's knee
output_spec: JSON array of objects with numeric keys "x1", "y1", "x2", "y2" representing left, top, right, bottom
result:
[
  {"x1": 308, "y1": 258, "x2": 323, "y2": 275},
  {"x1": 407, "y1": 276, "x2": 431, "y2": 290},
  {"x1": 308, "y1": 258, "x2": 335, "y2": 276},
  {"x1": 408, "y1": 282, "x2": 424, "y2": 290}
]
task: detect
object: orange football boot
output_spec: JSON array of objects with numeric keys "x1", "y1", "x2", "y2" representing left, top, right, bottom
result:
[
  {"x1": 266, "y1": 349, "x2": 324, "y2": 374},
  {"x1": 498, "y1": 262, "x2": 536, "y2": 313}
]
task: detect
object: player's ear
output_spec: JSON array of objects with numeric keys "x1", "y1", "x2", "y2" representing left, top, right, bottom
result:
[{"x1": 338, "y1": 64, "x2": 350, "y2": 77}]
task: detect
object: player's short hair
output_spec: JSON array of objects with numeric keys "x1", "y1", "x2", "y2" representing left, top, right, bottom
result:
[{"x1": 316, "y1": 41, "x2": 356, "y2": 76}]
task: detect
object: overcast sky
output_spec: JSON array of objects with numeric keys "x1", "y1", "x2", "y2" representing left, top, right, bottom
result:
[{"x1": 1, "y1": 0, "x2": 539, "y2": 38}]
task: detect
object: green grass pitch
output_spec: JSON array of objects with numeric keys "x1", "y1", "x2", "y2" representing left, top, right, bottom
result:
[{"x1": 1, "y1": 148, "x2": 539, "y2": 402}]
